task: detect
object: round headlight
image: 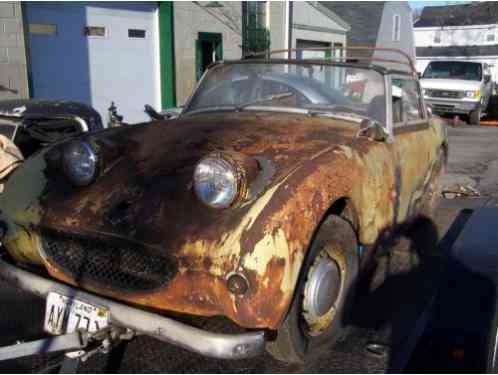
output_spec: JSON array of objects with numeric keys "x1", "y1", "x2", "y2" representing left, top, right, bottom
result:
[
  {"x1": 62, "y1": 141, "x2": 97, "y2": 186},
  {"x1": 194, "y1": 156, "x2": 239, "y2": 208}
]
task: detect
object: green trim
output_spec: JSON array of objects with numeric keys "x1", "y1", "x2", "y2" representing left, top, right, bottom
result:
[{"x1": 159, "y1": 2, "x2": 176, "y2": 108}]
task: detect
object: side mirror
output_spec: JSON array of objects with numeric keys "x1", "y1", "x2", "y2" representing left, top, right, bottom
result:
[{"x1": 360, "y1": 120, "x2": 393, "y2": 143}]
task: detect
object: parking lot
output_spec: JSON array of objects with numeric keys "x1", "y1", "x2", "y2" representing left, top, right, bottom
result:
[{"x1": 0, "y1": 121, "x2": 496, "y2": 373}]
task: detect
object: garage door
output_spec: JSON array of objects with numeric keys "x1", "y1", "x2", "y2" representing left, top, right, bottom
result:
[{"x1": 25, "y1": 2, "x2": 160, "y2": 124}]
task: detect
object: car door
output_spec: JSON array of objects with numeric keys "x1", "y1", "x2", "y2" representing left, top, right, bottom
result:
[{"x1": 391, "y1": 75, "x2": 441, "y2": 223}]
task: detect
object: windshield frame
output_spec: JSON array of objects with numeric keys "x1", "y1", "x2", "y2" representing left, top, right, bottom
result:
[{"x1": 181, "y1": 59, "x2": 412, "y2": 135}]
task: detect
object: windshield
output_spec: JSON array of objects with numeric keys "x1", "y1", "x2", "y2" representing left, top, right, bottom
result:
[
  {"x1": 422, "y1": 61, "x2": 482, "y2": 81},
  {"x1": 184, "y1": 62, "x2": 387, "y2": 125}
]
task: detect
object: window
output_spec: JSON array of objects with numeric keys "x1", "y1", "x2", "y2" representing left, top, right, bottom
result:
[
  {"x1": 434, "y1": 30, "x2": 441, "y2": 44},
  {"x1": 29, "y1": 23, "x2": 57, "y2": 35},
  {"x1": 392, "y1": 14, "x2": 401, "y2": 42},
  {"x1": 392, "y1": 78, "x2": 424, "y2": 125},
  {"x1": 486, "y1": 29, "x2": 495, "y2": 43},
  {"x1": 242, "y1": 2, "x2": 269, "y2": 56},
  {"x1": 84, "y1": 26, "x2": 106, "y2": 38},
  {"x1": 128, "y1": 29, "x2": 146, "y2": 39}
]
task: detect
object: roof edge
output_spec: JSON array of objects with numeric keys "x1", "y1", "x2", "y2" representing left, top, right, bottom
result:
[{"x1": 308, "y1": 1, "x2": 351, "y2": 31}]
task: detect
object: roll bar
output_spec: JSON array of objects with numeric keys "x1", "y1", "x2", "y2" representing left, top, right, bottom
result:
[{"x1": 246, "y1": 46, "x2": 417, "y2": 75}]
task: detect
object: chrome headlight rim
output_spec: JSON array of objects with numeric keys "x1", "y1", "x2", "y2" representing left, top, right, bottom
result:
[
  {"x1": 193, "y1": 153, "x2": 246, "y2": 209},
  {"x1": 62, "y1": 141, "x2": 99, "y2": 187}
]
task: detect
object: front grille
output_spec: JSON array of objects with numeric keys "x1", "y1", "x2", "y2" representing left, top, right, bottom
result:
[
  {"x1": 432, "y1": 104, "x2": 455, "y2": 111},
  {"x1": 427, "y1": 89, "x2": 463, "y2": 99},
  {"x1": 41, "y1": 229, "x2": 177, "y2": 292}
]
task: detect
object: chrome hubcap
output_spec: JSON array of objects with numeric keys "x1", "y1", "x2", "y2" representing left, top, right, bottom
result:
[{"x1": 302, "y1": 249, "x2": 344, "y2": 336}]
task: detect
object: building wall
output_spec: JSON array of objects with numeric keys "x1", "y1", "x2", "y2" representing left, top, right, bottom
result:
[
  {"x1": 25, "y1": 2, "x2": 160, "y2": 123},
  {"x1": 269, "y1": 1, "x2": 286, "y2": 55},
  {"x1": 373, "y1": 2, "x2": 415, "y2": 72},
  {"x1": 173, "y1": 1, "x2": 242, "y2": 105},
  {"x1": 415, "y1": 25, "x2": 498, "y2": 47},
  {"x1": 0, "y1": 2, "x2": 28, "y2": 100},
  {"x1": 293, "y1": 2, "x2": 345, "y2": 32},
  {"x1": 292, "y1": 28, "x2": 345, "y2": 48},
  {"x1": 291, "y1": 2, "x2": 347, "y2": 50},
  {"x1": 414, "y1": 24, "x2": 498, "y2": 80}
]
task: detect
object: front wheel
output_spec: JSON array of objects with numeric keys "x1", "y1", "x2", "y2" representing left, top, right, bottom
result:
[
  {"x1": 469, "y1": 108, "x2": 481, "y2": 125},
  {"x1": 266, "y1": 215, "x2": 359, "y2": 363}
]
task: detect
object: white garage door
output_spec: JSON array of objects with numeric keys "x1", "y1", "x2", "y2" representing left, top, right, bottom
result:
[{"x1": 26, "y1": 2, "x2": 160, "y2": 124}]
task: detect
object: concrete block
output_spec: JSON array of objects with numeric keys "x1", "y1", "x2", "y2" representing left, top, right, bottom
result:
[
  {"x1": 3, "y1": 19, "x2": 21, "y2": 33},
  {"x1": 0, "y1": 3, "x2": 15, "y2": 19},
  {"x1": 0, "y1": 47, "x2": 7, "y2": 63},
  {"x1": 0, "y1": 62, "x2": 27, "y2": 98},
  {"x1": 12, "y1": 2, "x2": 21, "y2": 18},
  {"x1": 0, "y1": 33, "x2": 19, "y2": 48},
  {"x1": 7, "y1": 46, "x2": 25, "y2": 63}
]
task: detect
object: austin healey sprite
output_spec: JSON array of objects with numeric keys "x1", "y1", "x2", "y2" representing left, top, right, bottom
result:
[{"x1": 0, "y1": 48, "x2": 446, "y2": 364}]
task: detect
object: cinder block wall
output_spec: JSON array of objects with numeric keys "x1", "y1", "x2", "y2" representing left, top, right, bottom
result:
[
  {"x1": 173, "y1": 2, "x2": 243, "y2": 105},
  {"x1": 0, "y1": 2, "x2": 28, "y2": 100}
]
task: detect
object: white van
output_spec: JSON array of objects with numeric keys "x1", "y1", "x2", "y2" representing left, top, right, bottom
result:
[{"x1": 420, "y1": 60, "x2": 493, "y2": 125}]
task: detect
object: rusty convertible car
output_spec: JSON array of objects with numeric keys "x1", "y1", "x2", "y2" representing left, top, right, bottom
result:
[{"x1": 0, "y1": 48, "x2": 447, "y2": 363}]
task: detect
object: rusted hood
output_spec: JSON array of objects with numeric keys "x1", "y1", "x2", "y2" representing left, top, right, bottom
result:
[
  {"x1": 37, "y1": 111, "x2": 358, "y2": 250},
  {"x1": 101, "y1": 110, "x2": 359, "y2": 173},
  {"x1": 0, "y1": 110, "x2": 370, "y2": 328}
]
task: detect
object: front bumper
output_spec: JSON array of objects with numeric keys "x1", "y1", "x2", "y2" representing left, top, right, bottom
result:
[
  {"x1": 0, "y1": 258, "x2": 266, "y2": 360},
  {"x1": 425, "y1": 98, "x2": 481, "y2": 115}
]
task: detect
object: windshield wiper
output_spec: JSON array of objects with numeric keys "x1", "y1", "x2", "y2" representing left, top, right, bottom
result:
[{"x1": 236, "y1": 92, "x2": 294, "y2": 111}]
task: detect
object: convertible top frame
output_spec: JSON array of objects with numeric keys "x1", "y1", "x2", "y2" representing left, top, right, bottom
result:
[{"x1": 246, "y1": 46, "x2": 417, "y2": 76}]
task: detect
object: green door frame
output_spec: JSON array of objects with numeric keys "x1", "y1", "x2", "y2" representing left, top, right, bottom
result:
[
  {"x1": 159, "y1": 2, "x2": 176, "y2": 108},
  {"x1": 196, "y1": 32, "x2": 223, "y2": 80}
]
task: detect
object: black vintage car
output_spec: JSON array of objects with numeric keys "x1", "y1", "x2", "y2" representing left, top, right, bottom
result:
[{"x1": 0, "y1": 99, "x2": 103, "y2": 159}]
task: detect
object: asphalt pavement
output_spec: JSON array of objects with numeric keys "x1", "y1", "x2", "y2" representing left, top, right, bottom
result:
[{"x1": 0, "y1": 123, "x2": 498, "y2": 373}]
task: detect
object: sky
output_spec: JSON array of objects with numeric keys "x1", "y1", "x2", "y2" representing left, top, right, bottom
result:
[{"x1": 409, "y1": 1, "x2": 469, "y2": 10}]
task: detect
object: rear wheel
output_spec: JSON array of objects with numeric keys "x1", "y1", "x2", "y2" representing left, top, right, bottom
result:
[
  {"x1": 266, "y1": 215, "x2": 359, "y2": 363},
  {"x1": 469, "y1": 109, "x2": 481, "y2": 125}
]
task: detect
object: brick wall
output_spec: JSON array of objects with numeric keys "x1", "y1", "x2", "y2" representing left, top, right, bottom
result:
[{"x1": 0, "y1": 2, "x2": 28, "y2": 100}]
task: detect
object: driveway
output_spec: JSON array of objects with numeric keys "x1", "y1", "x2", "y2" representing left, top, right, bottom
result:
[{"x1": 442, "y1": 124, "x2": 498, "y2": 196}]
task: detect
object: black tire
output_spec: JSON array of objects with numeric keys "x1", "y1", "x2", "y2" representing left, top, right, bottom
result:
[
  {"x1": 470, "y1": 109, "x2": 481, "y2": 125},
  {"x1": 266, "y1": 215, "x2": 359, "y2": 364}
]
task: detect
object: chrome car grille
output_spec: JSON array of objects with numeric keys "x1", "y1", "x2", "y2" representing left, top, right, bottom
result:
[
  {"x1": 41, "y1": 229, "x2": 177, "y2": 292},
  {"x1": 427, "y1": 89, "x2": 464, "y2": 99}
]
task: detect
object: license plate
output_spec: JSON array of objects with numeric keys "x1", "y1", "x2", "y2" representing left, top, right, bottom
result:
[{"x1": 44, "y1": 292, "x2": 109, "y2": 335}]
